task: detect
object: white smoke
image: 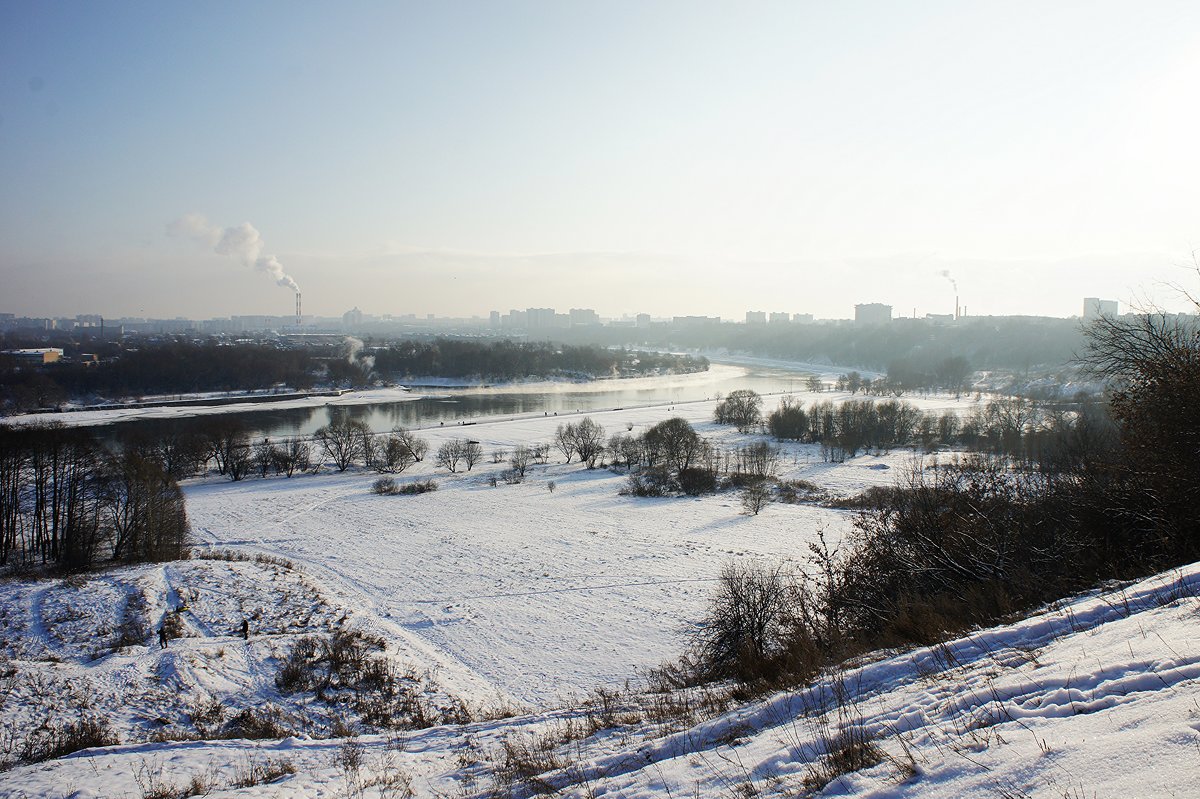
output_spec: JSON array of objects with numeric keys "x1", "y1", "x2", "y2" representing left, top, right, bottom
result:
[
  {"x1": 937, "y1": 269, "x2": 958, "y2": 293},
  {"x1": 345, "y1": 336, "x2": 364, "y2": 364},
  {"x1": 169, "y1": 214, "x2": 300, "y2": 293}
]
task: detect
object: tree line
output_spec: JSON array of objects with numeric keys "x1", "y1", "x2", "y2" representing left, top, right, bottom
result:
[
  {"x1": 0, "y1": 423, "x2": 189, "y2": 570},
  {"x1": 682, "y1": 311, "x2": 1200, "y2": 690},
  {"x1": 551, "y1": 315, "x2": 1083, "y2": 372},
  {"x1": 0, "y1": 337, "x2": 708, "y2": 413},
  {"x1": 713, "y1": 387, "x2": 1109, "y2": 468},
  {"x1": 368, "y1": 339, "x2": 707, "y2": 381}
]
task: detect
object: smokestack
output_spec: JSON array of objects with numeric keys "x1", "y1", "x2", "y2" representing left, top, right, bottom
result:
[
  {"x1": 955, "y1": 295, "x2": 960, "y2": 321},
  {"x1": 296, "y1": 293, "x2": 302, "y2": 327}
]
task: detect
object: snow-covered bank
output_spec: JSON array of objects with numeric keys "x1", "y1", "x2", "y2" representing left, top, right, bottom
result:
[{"x1": 0, "y1": 386, "x2": 430, "y2": 428}]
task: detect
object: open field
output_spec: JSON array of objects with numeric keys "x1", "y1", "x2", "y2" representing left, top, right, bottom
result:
[
  {"x1": 7, "y1": 390, "x2": 1194, "y2": 798},
  {"x1": 185, "y1": 390, "x2": 969, "y2": 704}
]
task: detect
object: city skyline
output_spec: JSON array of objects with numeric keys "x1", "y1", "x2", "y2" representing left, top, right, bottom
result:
[{"x1": 4, "y1": 2, "x2": 1200, "y2": 319}]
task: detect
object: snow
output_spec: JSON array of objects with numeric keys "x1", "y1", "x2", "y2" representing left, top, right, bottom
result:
[
  {"x1": 5, "y1": 564, "x2": 1198, "y2": 797},
  {"x1": 4, "y1": 390, "x2": 1195, "y2": 797}
]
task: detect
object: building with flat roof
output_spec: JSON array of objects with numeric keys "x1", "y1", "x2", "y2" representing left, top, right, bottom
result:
[
  {"x1": 1083, "y1": 298, "x2": 1119, "y2": 320},
  {"x1": 854, "y1": 303, "x2": 892, "y2": 325},
  {"x1": 4, "y1": 348, "x2": 63, "y2": 364}
]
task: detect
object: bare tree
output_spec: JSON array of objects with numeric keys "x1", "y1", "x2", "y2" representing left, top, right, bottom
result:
[
  {"x1": 568, "y1": 418, "x2": 606, "y2": 468},
  {"x1": 554, "y1": 423, "x2": 575, "y2": 463},
  {"x1": 735, "y1": 441, "x2": 781, "y2": 478},
  {"x1": 315, "y1": 420, "x2": 367, "y2": 472},
  {"x1": 436, "y1": 439, "x2": 464, "y2": 473},
  {"x1": 377, "y1": 434, "x2": 416, "y2": 473},
  {"x1": 391, "y1": 427, "x2": 428, "y2": 462},
  {"x1": 643, "y1": 417, "x2": 705, "y2": 472},
  {"x1": 462, "y1": 440, "x2": 483, "y2": 471},
  {"x1": 252, "y1": 440, "x2": 277, "y2": 478},
  {"x1": 509, "y1": 445, "x2": 532, "y2": 477},
  {"x1": 274, "y1": 438, "x2": 311, "y2": 477}
]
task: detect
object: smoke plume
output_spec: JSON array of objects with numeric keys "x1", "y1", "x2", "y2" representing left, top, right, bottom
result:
[
  {"x1": 169, "y1": 214, "x2": 300, "y2": 293},
  {"x1": 937, "y1": 269, "x2": 958, "y2": 293}
]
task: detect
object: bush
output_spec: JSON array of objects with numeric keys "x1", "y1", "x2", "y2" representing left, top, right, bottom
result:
[
  {"x1": 21, "y1": 717, "x2": 119, "y2": 763},
  {"x1": 372, "y1": 477, "x2": 397, "y2": 495},
  {"x1": 741, "y1": 482, "x2": 772, "y2": 515},
  {"x1": 691, "y1": 562, "x2": 792, "y2": 684},
  {"x1": 397, "y1": 479, "x2": 438, "y2": 495},
  {"x1": 620, "y1": 468, "x2": 673, "y2": 497},
  {"x1": 222, "y1": 707, "x2": 292, "y2": 740},
  {"x1": 677, "y1": 467, "x2": 718, "y2": 496}
]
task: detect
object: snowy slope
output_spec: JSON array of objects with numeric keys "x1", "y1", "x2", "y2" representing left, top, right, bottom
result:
[{"x1": 3, "y1": 563, "x2": 1197, "y2": 798}]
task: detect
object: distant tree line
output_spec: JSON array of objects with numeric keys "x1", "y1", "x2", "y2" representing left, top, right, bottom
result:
[
  {"x1": 552, "y1": 315, "x2": 1084, "y2": 373},
  {"x1": 369, "y1": 339, "x2": 706, "y2": 381},
  {"x1": 0, "y1": 338, "x2": 708, "y2": 413}
]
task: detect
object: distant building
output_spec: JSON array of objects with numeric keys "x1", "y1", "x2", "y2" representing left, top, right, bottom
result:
[
  {"x1": 673, "y1": 315, "x2": 721, "y2": 327},
  {"x1": 745, "y1": 311, "x2": 766, "y2": 325},
  {"x1": 925, "y1": 313, "x2": 955, "y2": 324},
  {"x1": 526, "y1": 308, "x2": 556, "y2": 329},
  {"x1": 768, "y1": 312, "x2": 790, "y2": 324},
  {"x1": 489, "y1": 310, "x2": 501, "y2": 328},
  {"x1": 636, "y1": 313, "x2": 652, "y2": 328},
  {"x1": 792, "y1": 313, "x2": 814, "y2": 324},
  {"x1": 342, "y1": 307, "x2": 364, "y2": 328},
  {"x1": 1083, "y1": 298, "x2": 1119, "y2": 320},
  {"x1": 4, "y1": 348, "x2": 63, "y2": 364},
  {"x1": 569, "y1": 308, "x2": 600, "y2": 327},
  {"x1": 854, "y1": 303, "x2": 892, "y2": 325}
]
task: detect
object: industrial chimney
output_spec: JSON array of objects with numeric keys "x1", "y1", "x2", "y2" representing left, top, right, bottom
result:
[{"x1": 295, "y1": 293, "x2": 302, "y2": 327}]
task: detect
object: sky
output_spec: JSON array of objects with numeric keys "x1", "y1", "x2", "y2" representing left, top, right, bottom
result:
[{"x1": 2, "y1": 0, "x2": 1200, "y2": 321}]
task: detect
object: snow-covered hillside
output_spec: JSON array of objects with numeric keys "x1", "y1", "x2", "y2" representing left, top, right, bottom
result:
[
  {"x1": 5, "y1": 391, "x2": 1194, "y2": 797},
  {"x1": 3, "y1": 562, "x2": 1197, "y2": 798}
]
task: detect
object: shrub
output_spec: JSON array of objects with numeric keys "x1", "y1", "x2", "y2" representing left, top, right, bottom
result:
[
  {"x1": 397, "y1": 479, "x2": 438, "y2": 495},
  {"x1": 620, "y1": 468, "x2": 673, "y2": 497},
  {"x1": 741, "y1": 482, "x2": 772, "y2": 515},
  {"x1": 372, "y1": 477, "x2": 398, "y2": 495},
  {"x1": 677, "y1": 467, "x2": 718, "y2": 496},
  {"x1": 222, "y1": 707, "x2": 291, "y2": 740},
  {"x1": 21, "y1": 717, "x2": 119, "y2": 763},
  {"x1": 691, "y1": 561, "x2": 793, "y2": 684}
]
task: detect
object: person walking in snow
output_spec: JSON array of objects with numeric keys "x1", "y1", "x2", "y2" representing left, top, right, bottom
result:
[
  {"x1": 241, "y1": 618, "x2": 249, "y2": 640},
  {"x1": 158, "y1": 623, "x2": 168, "y2": 649}
]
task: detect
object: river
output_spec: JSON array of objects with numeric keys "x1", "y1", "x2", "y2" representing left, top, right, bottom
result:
[{"x1": 86, "y1": 361, "x2": 822, "y2": 441}]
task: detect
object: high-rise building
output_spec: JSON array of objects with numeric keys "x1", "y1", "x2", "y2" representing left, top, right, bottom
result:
[
  {"x1": 854, "y1": 303, "x2": 892, "y2": 325},
  {"x1": 526, "y1": 308, "x2": 556, "y2": 329},
  {"x1": 745, "y1": 310, "x2": 766, "y2": 324},
  {"x1": 1083, "y1": 298, "x2": 1119, "y2": 320},
  {"x1": 569, "y1": 308, "x2": 600, "y2": 326},
  {"x1": 342, "y1": 307, "x2": 364, "y2": 328}
]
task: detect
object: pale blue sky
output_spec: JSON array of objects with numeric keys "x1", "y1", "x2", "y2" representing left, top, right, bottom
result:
[{"x1": 3, "y1": 1, "x2": 1199, "y2": 320}]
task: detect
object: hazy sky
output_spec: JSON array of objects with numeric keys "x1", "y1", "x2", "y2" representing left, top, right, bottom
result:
[{"x1": 3, "y1": 1, "x2": 1200, "y2": 321}]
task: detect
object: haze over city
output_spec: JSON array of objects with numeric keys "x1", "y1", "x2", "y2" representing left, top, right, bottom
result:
[{"x1": 4, "y1": 1, "x2": 1200, "y2": 319}]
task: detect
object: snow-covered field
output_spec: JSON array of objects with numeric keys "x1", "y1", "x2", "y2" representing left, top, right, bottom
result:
[
  {"x1": 183, "y1": 392, "x2": 965, "y2": 706},
  {"x1": 4, "y1": 390, "x2": 1197, "y2": 797}
]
